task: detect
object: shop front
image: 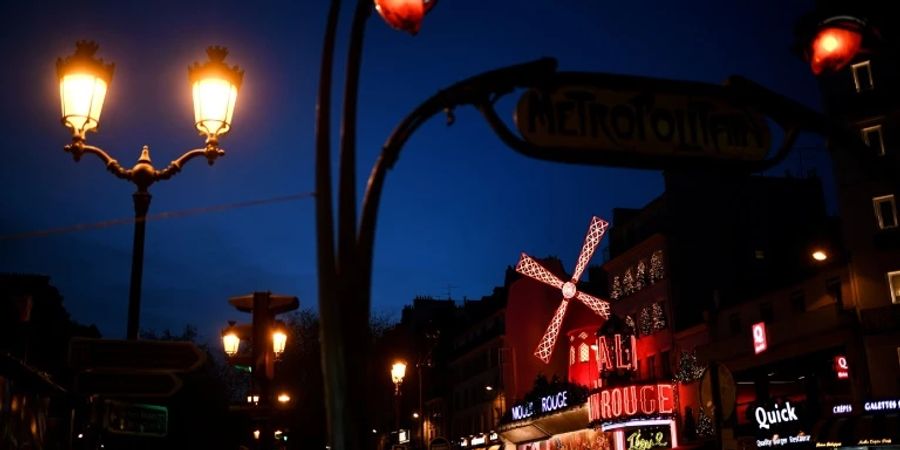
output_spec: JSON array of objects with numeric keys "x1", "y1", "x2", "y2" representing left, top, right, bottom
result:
[
  {"x1": 812, "y1": 399, "x2": 900, "y2": 449},
  {"x1": 588, "y1": 382, "x2": 679, "y2": 450},
  {"x1": 498, "y1": 383, "x2": 606, "y2": 449}
]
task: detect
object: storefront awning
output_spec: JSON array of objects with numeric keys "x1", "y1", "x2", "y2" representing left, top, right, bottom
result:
[
  {"x1": 499, "y1": 404, "x2": 590, "y2": 444},
  {"x1": 813, "y1": 414, "x2": 899, "y2": 447}
]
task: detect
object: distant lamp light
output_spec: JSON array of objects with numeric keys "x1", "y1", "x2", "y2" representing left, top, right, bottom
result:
[
  {"x1": 57, "y1": 41, "x2": 114, "y2": 139},
  {"x1": 412, "y1": 412, "x2": 420, "y2": 419},
  {"x1": 189, "y1": 46, "x2": 243, "y2": 143},
  {"x1": 484, "y1": 385, "x2": 493, "y2": 391},
  {"x1": 253, "y1": 430, "x2": 261, "y2": 440},
  {"x1": 812, "y1": 249, "x2": 828, "y2": 261},
  {"x1": 809, "y1": 18, "x2": 864, "y2": 75},
  {"x1": 391, "y1": 361, "x2": 407, "y2": 394},
  {"x1": 374, "y1": 0, "x2": 437, "y2": 35},
  {"x1": 222, "y1": 321, "x2": 241, "y2": 357},
  {"x1": 272, "y1": 326, "x2": 288, "y2": 357},
  {"x1": 372, "y1": 429, "x2": 378, "y2": 434},
  {"x1": 277, "y1": 393, "x2": 291, "y2": 404}
]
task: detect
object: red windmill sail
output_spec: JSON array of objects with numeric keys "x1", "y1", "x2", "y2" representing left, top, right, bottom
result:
[{"x1": 516, "y1": 216, "x2": 611, "y2": 363}]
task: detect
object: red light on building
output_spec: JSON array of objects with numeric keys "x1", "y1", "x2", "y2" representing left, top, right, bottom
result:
[
  {"x1": 588, "y1": 383, "x2": 675, "y2": 422},
  {"x1": 374, "y1": 0, "x2": 436, "y2": 35},
  {"x1": 835, "y1": 355, "x2": 850, "y2": 379},
  {"x1": 752, "y1": 322, "x2": 767, "y2": 354},
  {"x1": 810, "y1": 26, "x2": 862, "y2": 75}
]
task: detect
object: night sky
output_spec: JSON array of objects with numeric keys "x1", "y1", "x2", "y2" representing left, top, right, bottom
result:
[{"x1": 0, "y1": 0, "x2": 830, "y2": 345}]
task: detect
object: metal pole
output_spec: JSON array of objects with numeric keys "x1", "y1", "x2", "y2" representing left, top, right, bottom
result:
[
  {"x1": 126, "y1": 189, "x2": 151, "y2": 340},
  {"x1": 418, "y1": 364, "x2": 424, "y2": 449}
]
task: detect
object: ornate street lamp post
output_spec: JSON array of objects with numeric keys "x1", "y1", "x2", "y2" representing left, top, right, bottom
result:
[
  {"x1": 56, "y1": 41, "x2": 243, "y2": 340},
  {"x1": 391, "y1": 361, "x2": 407, "y2": 433}
]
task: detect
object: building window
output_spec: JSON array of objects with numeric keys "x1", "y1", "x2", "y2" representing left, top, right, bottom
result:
[
  {"x1": 760, "y1": 301, "x2": 774, "y2": 323},
  {"x1": 826, "y1": 277, "x2": 843, "y2": 307},
  {"x1": 873, "y1": 195, "x2": 899, "y2": 230},
  {"x1": 729, "y1": 313, "x2": 741, "y2": 337},
  {"x1": 579, "y1": 343, "x2": 590, "y2": 363},
  {"x1": 790, "y1": 290, "x2": 805, "y2": 313},
  {"x1": 755, "y1": 250, "x2": 765, "y2": 260},
  {"x1": 570, "y1": 346, "x2": 575, "y2": 366},
  {"x1": 889, "y1": 271, "x2": 900, "y2": 304},
  {"x1": 851, "y1": 60, "x2": 874, "y2": 92},
  {"x1": 646, "y1": 354, "x2": 656, "y2": 379},
  {"x1": 861, "y1": 124, "x2": 886, "y2": 156}
]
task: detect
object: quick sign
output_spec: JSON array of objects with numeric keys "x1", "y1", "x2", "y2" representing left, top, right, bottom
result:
[
  {"x1": 755, "y1": 402, "x2": 799, "y2": 430},
  {"x1": 509, "y1": 390, "x2": 570, "y2": 421},
  {"x1": 514, "y1": 77, "x2": 771, "y2": 168},
  {"x1": 588, "y1": 383, "x2": 675, "y2": 422},
  {"x1": 834, "y1": 356, "x2": 849, "y2": 379},
  {"x1": 752, "y1": 322, "x2": 767, "y2": 354}
]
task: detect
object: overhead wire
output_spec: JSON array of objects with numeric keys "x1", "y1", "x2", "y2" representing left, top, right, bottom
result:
[{"x1": 0, "y1": 192, "x2": 315, "y2": 241}]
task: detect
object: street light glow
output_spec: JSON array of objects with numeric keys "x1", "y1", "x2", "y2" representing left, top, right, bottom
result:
[
  {"x1": 188, "y1": 46, "x2": 243, "y2": 140},
  {"x1": 810, "y1": 25, "x2": 862, "y2": 74},
  {"x1": 272, "y1": 329, "x2": 288, "y2": 357},
  {"x1": 812, "y1": 250, "x2": 828, "y2": 261},
  {"x1": 277, "y1": 393, "x2": 291, "y2": 403},
  {"x1": 56, "y1": 41, "x2": 114, "y2": 138},
  {"x1": 222, "y1": 330, "x2": 240, "y2": 357}
]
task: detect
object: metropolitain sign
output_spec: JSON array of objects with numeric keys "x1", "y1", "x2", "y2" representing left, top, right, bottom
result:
[
  {"x1": 514, "y1": 73, "x2": 771, "y2": 169},
  {"x1": 588, "y1": 383, "x2": 676, "y2": 422}
]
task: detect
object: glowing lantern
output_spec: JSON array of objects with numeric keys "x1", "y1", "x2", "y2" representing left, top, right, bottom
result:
[
  {"x1": 272, "y1": 327, "x2": 288, "y2": 357},
  {"x1": 374, "y1": 0, "x2": 437, "y2": 35},
  {"x1": 391, "y1": 360, "x2": 407, "y2": 394},
  {"x1": 221, "y1": 321, "x2": 241, "y2": 357},
  {"x1": 810, "y1": 24, "x2": 862, "y2": 75},
  {"x1": 189, "y1": 46, "x2": 243, "y2": 141},
  {"x1": 57, "y1": 41, "x2": 115, "y2": 139}
]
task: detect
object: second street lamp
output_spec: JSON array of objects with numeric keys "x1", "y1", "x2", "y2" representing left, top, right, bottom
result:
[{"x1": 56, "y1": 41, "x2": 244, "y2": 340}]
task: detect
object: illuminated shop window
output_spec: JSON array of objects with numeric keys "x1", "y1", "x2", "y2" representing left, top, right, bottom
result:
[
  {"x1": 851, "y1": 60, "x2": 874, "y2": 92},
  {"x1": 873, "y1": 195, "x2": 898, "y2": 230},
  {"x1": 888, "y1": 271, "x2": 900, "y2": 304},
  {"x1": 861, "y1": 124, "x2": 886, "y2": 156},
  {"x1": 579, "y1": 343, "x2": 590, "y2": 363}
]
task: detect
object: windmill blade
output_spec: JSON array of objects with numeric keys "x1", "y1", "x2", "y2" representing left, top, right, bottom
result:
[
  {"x1": 571, "y1": 216, "x2": 609, "y2": 282},
  {"x1": 576, "y1": 291, "x2": 611, "y2": 318},
  {"x1": 516, "y1": 253, "x2": 564, "y2": 290},
  {"x1": 534, "y1": 299, "x2": 569, "y2": 364}
]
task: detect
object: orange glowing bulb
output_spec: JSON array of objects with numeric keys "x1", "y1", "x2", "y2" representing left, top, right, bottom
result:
[{"x1": 810, "y1": 26, "x2": 862, "y2": 75}]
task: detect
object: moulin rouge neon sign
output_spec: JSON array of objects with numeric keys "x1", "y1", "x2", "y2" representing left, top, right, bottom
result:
[
  {"x1": 597, "y1": 333, "x2": 638, "y2": 372},
  {"x1": 589, "y1": 383, "x2": 676, "y2": 421}
]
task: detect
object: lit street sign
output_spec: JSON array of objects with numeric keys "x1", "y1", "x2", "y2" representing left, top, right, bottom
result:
[
  {"x1": 513, "y1": 72, "x2": 772, "y2": 169},
  {"x1": 69, "y1": 338, "x2": 205, "y2": 372}
]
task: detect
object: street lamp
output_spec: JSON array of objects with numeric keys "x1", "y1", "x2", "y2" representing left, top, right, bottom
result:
[
  {"x1": 391, "y1": 360, "x2": 406, "y2": 434},
  {"x1": 272, "y1": 323, "x2": 288, "y2": 358},
  {"x1": 222, "y1": 321, "x2": 241, "y2": 357},
  {"x1": 808, "y1": 17, "x2": 864, "y2": 75},
  {"x1": 56, "y1": 41, "x2": 244, "y2": 340},
  {"x1": 391, "y1": 361, "x2": 407, "y2": 394}
]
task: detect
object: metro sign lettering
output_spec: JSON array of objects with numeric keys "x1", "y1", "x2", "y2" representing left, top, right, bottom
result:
[
  {"x1": 752, "y1": 322, "x2": 767, "y2": 354},
  {"x1": 834, "y1": 355, "x2": 849, "y2": 379}
]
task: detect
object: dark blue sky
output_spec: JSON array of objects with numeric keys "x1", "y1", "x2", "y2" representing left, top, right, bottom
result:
[{"x1": 0, "y1": 0, "x2": 830, "y2": 345}]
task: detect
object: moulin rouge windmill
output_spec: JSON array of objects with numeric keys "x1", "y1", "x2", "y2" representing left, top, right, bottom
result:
[{"x1": 516, "y1": 216, "x2": 611, "y2": 363}]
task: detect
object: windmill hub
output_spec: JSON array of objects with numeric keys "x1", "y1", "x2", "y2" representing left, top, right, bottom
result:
[{"x1": 562, "y1": 281, "x2": 577, "y2": 299}]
